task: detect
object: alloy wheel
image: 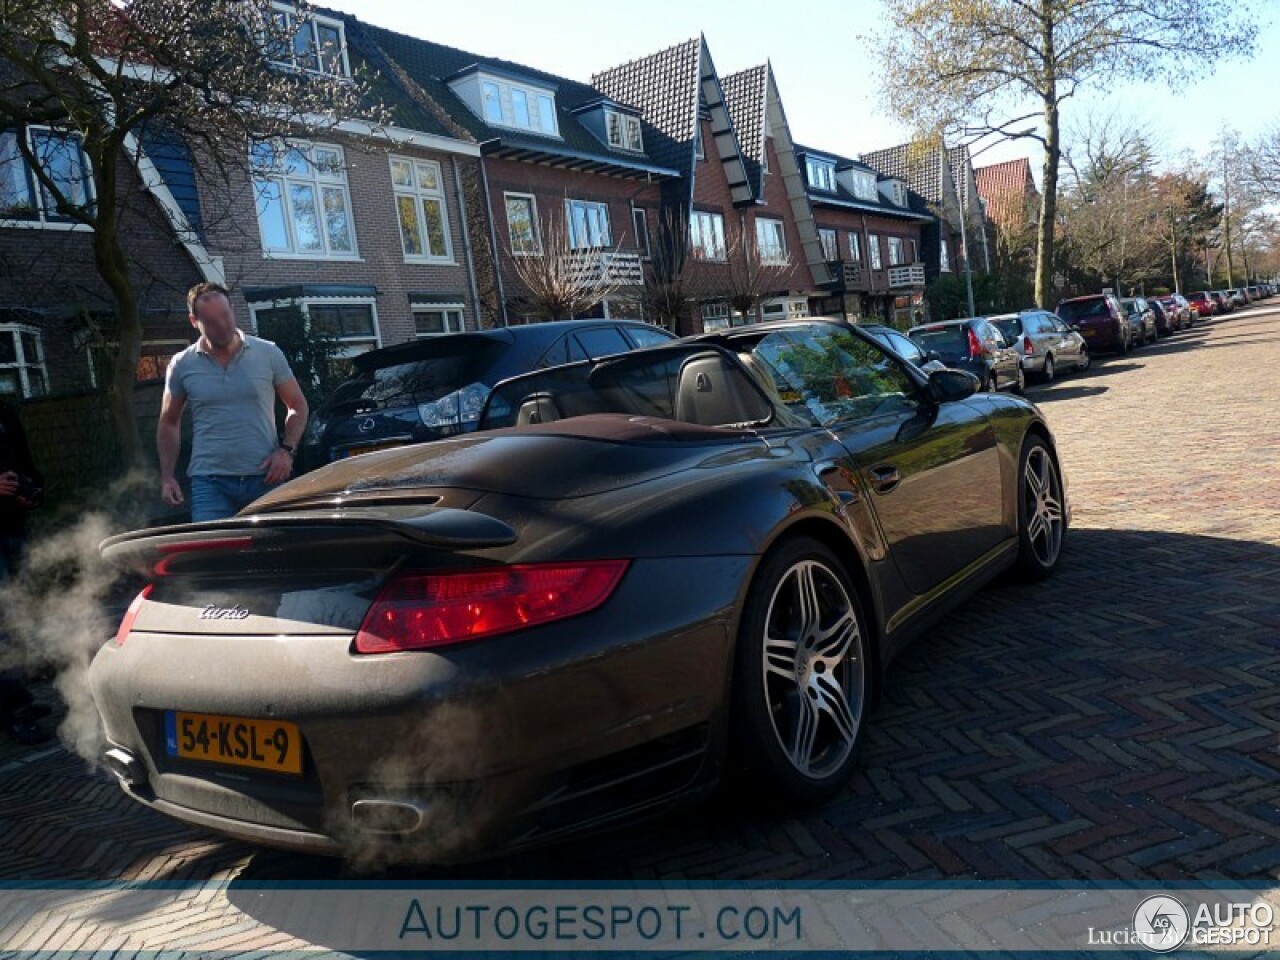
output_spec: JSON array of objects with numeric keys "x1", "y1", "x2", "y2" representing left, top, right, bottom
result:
[
  {"x1": 1043, "y1": 355, "x2": 1055, "y2": 382},
  {"x1": 761, "y1": 560, "x2": 865, "y2": 780},
  {"x1": 1023, "y1": 446, "x2": 1065, "y2": 569}
]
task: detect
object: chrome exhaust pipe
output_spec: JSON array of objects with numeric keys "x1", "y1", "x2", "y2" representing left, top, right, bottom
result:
[{"x1": 350, "y1": 798, "x2": 428, "y2": 835}]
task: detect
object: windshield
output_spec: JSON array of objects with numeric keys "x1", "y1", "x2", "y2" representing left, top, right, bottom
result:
[
  {"x1": 1058, "y1": 299, "x2": 1109, "y2": 322},
  {"x1": 323, "y1": 340, "x2": 507, "y2": 413},
  {"x1": 989, "y1": 317, "x2": 1023, "y2": 341},
  {"x1": 908, "y1": 325, "x2": 970, "y2": 358}
]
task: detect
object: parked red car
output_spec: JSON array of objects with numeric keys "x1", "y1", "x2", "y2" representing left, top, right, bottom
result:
[
  {"x1": 1186, "y1": 291, "x2": 1217, "y2": 318},
  {"x1": 1055, "y1": 294, "x2": 1131, "y2": 355}
]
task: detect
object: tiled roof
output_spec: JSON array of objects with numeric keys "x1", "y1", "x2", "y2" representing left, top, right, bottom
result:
[
  {"x1": 974, "y1": 158, "x2": 1040, "y2": 235},
  {"x1": 860, "y1": 141, "x2": 946, "y2": 204},
  {"x1": 592, "y1": 38, "x2": 702, "y2": 174},
  {"x1": 721, "y1": 64, "x2": 768, "y2": 195},
  {"x1": 794, "y1": 143, "x2": 934, "y2": 222},
  {"x1": 356, "y1": 18, "x2": 675, "y2": 172}
]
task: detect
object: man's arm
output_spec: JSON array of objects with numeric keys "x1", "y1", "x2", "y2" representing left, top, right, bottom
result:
[
  {"x1": 261, "y1": 378, "x2": 308, "y2": 485},
  {"x1": 157, "y1": 389, "x2": 187, "y2": 506}
]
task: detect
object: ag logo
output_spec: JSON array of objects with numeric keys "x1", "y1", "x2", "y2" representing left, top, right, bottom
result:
[{"x1": 1134, "y1": 896, "x2": 1190, "y2": 953}]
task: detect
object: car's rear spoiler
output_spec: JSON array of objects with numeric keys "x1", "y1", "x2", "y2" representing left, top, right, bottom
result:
[{"x1": 100, "y1": 508, "x2": 518, "y2": 575}]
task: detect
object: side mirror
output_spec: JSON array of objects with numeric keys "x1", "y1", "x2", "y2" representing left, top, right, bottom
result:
[
  {"x1": 928, "y1": 368, "x2": 979, "y2": 404},
  {"x1": 926, "y1": 350, "x2": 942, "y2": 362}
]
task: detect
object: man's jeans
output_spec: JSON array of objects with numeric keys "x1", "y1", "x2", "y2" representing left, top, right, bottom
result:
[{"x1": 190, "y1": 475, "x2": 272, "y2": 523}]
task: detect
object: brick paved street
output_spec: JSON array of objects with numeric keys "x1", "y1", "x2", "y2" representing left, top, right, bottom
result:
[{"x1": 2, "y1": 305, "x2": 1277, "y2": 949}]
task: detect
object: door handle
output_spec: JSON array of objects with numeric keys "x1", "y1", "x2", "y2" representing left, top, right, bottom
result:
[{"x1": 868, "y1": 464, "x2": 900, "y2": 494}]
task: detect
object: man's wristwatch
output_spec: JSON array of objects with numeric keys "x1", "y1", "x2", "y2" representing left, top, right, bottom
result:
[{"x1": 279, "y1": 443, "x2": 296, "y2": 457}]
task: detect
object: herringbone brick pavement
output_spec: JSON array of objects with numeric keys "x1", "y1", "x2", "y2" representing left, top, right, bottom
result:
[{"x1": 1, "y1": 305, "x2": 1276, "y2": 950}]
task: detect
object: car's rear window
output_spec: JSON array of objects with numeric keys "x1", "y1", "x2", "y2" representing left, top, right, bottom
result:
[
  {"x1": 324, "y1": 339, "x2": 508, "y2": 412},
  {"x1": 990, "y1": 317, "x2": 1023, "y2": 341},
  {"x1": 908, "y1": 325, "x2": 970, "y2": 357},
  {"x1": 1057, "y1": 299, "x2": 1109, "y2": 322}
]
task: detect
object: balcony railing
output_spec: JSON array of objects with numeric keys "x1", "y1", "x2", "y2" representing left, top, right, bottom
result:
[
  {"x1": 566, "y1": 250, "x2": 644, "y2": 286},
  {"x1": 824, "y1": 259, "x2": 869, "y2": 292},
  {"x1": 887, "y1": 263, "x2": 926, "y2": 288}
]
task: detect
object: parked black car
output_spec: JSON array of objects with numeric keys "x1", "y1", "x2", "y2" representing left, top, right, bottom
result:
[
  {"x1": 906, "y1": 317, "x2": 1024, "y2": 393},
  {"x1": 302, "y1": 320, "x2": 676, "y2": 467},
  {"x1": 92, "y1": 319, "x2": 1068, "y2": 863},
  {"x1": 854, "y1": 323, "x2": 948, "y2": 373}
]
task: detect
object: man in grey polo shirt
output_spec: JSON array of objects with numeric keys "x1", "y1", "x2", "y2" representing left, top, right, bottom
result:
[{"x1": 157, "y1": 282, "x2": 309, "y2": 522}]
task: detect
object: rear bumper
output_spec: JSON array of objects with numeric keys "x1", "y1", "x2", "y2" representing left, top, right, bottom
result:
[{"x1": 89, "y1": 555, "x2": 749, "y2": 862}]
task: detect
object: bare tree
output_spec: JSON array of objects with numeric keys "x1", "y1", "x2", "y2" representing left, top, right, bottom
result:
[
  {"x1": 874, "y1": 0, "x2": 1259, "y2": 308},
  {"x1": 642, "y1": 205, "x2": 698, "y2": 334},
  {"x1": 506, "y1": 209, "x2": 626, "y2": 321},
  {"x1": 0, "y1": 0, "x2": 377, "y2": 465},
  {"x1": 710, "y1": 216, "x2": 793, "y2": 324}
]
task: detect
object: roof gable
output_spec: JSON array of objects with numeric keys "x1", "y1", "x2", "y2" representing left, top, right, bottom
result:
[{"x1": 720, "y1": 64, "x2": 768, "y2": 195}]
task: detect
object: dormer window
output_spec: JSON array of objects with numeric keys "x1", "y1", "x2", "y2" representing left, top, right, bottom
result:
[
  {"x1": 880, "y1": 178, "x2": 909, "y2": 208},
  {"x1": 456, "y1": 71, "x2": 558, "y2": 136},
  {"x1": 268, "y1": 3, "x2": 349, "y2": 78},
  {"x1": 605, "y1": 110, "x2": 643, "y2": 152},
  {"x1": 851, "y1": 171, "x2": 878, "y2": 201},
  {"x1": 805, "y1": 157, "x2": 836, "y2": 192}
]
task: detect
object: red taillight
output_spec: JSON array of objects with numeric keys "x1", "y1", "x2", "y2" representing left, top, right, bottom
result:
[
  {"x1": 354, "y1": 560, "x2": 630, "y2": 654},
  {"x1": 113, "y1": 584, "x2": 153, "y2": 646},
  {"x1": 1023, "y1": 335, "x2": 1034, "y2": 356},
  {"x1": 967, "y1": 328, "x2": 985, "y2": 357}
]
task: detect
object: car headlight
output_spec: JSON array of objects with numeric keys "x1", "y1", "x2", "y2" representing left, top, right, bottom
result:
[{"x1": 418, "y1": 383, "x2": 490, "y2": 430}]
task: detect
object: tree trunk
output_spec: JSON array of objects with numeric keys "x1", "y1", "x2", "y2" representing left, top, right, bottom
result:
[
  {"x1": 1035, "y1": 98, "x2": 1060, "y2": 309},
  {"x1": 91, "y1": 206, "x2": 144, "y2": 469}
]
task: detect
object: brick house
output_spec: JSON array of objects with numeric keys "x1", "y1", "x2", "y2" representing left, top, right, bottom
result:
[
  {"x1": 181, "y1": 8, "x2": 485, "y2": 363},
  {"x1": 593, "y1": 39, "x2": 825, "y2": 333},
  {"x1": 974, "y1": 157, "x2": 1040, "y2": 254},
  {"x1": 364, "y1": 23, "x2": 681, "y2": 326},
  {"x1": 860, "y1": 140, "x2": 990, "y2": 292},
  {"x1": 792, "y1": 145, "x2": 934, "y2": 327}
]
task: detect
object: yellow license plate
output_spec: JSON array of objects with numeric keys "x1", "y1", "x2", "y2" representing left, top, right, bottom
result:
[
  {"x1": 166, "y1": 711, "x2": 302, "y2": 775},
  {"x1": 341, "y1": 440, "x2": 405, "y2": 459},
  {"x1": 1081, "y1": 328, "x2": 1097, "y2": 337}
]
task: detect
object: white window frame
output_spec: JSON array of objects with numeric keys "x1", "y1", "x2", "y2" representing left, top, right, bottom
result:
[
  {"x1": 0, "y1": 324, "x2": 48, "y2": 398},
  {"x1": 632, "y1": 207, "x2": 651, "y2": 259},
  {"x1": 818, "y1": 227, "x2": 838, "y2": 262},
  {"x1": 700, "y1": 300, "x2": 731, "y2": 332},
  {"x1": 268, "y1": 2, "x2": 351, "y2": 79},
  {"x1": 471, "y1": 74, "x2": 559, "y2": 137},
  {"x1": 390, "y1": 156, "x2": 453, "y2": 263},
  {"x1": 806, "y1": 157, "x2": 836, "y2": 192},
  {"x1": 605, "y1": 110, "x2": 644, "y2": 152},
  {"x1": 755, "y1": 217, "x2": 788, "y2": 264},
  {"x1": 412, "y1": 305, "x2": 467, "y2": 338},
  {"x1": 0, "y1": 126, "x2": 95, "y2": 231},
  {"x1": 852, "y1": 171, "x2": 878, "y2": 201},
  {"x1": 689, "y1": 210, "x2": 726, "y2": 261},
  {"x1": 251, "y1": 139, "x2": 359, "y2": 261},
  {"x1": 505, "y1": 192, "x2": 541, "y2": 256},
  {"x1": 868, "y1": 233, "x2": 883, "y2": 270},
  {"x1": 848, "y1": 232, "x2": 862, "y2": 263},
  {"x1": 888, "y1": 236, "x2": 905, "y2": 266},
  {"x1": 249, "y1": 297, "x2": 380, "y2": 359},
  {"x1": 940, "y1": 238, "x2": 951, "y2": 273},
  {"x1": 564, "y1": 198, "x2": 611, "y2": 250}
]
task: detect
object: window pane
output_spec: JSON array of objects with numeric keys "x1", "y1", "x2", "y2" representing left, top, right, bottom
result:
[
  {"x1": 25, "y1": 367, "x2": 45, "y2": 397},
  {"x1": 849, "y1": 233, "x2": 861, "y2": 261},
  {"x1": 391, "y1": 159, "x2": 413, "y2": 187},
  {"x1": 309, "y1": 304, "x2": 341, "y2": 336},
  {"x1": 267, "y1": 9, "x2": 291, "y2": 61},
  {"x1": 19, "y1": 331, "x2": 38, "y2": 361},
  {"x1": 322, "y1": 186, "x2": 352, "y2": 252},
  {"x1": 421, "y1": 197, "x2": 447, "y2": 256},
  {"x1": 574, "y1": 327, "x2": 629, "y2": 358},
  {"x1": 283, "y1": 146, "x2": 308, "y2": 176},
  {"x1": 288, "y1": 183, "x2": 323, "y2": 251},
  {"x1": 0, "y1": 371, "x2": 18, "y2": 396},
  {"x1": 633, "y1": 209, "x2": 649, "y2": 256},
  {"x1": 482, "y1": 82, "x2": 503, "y2": 123},
  {"x1": 536, "y1": 95, "x2": 556, "y2": 133},
  {"x1": 0, "y1": 131, "x2": 33, "y2": 216},
  {"x1": 293, "y1": 19, "x2": 318, "y2": 71},
  {"x1": 0, "y1": 332, "x2": 15, "y2": 363},
  {"x1": 313, "y1": 146, "x2": 343, "y2": 179},
  {"x1": 32, "y1": 130, "x2": 89, "y2": 215},
  {"x1": 511, "y1": 89, "x2": 530, "y2": 128},
  {"x1": 414, "y1": 311, "x2": 446, "y2": 336},
  {"x1": 627, "y1": 117, "x2": 642, "y2": 151},
  {"x1": 819, "y1": 229, "x2": 837, "y2": 261},
  {"x1": 316, "y1": 22, "x2": 343, "y2": 75},
  {"x1": 506, "y1": 196, "x2": 537, "y2": 253},
  {"x1": 339, "y1": 305, "x2": 374, "y2": 337},
  {"x1": 606, "y1": 112, "x2": 622, "y2": 147},
  {"x1": 415, "y1": 162, "x2": 440, "y2": 192},
  {"x1": 397, "y1": 194, "x2": 423, "y2": 255},
  {"x1": 254, "y1": 178, "x2": 290, "y2": 251}
]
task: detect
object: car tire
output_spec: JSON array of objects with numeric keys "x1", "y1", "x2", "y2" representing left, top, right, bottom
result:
[
  {"x1": 986, "y1": 373, "x2": 997, "y2": 392},
  {"x1": 1014, "y1": 436, "x2": 1066, "y2": 581},
  {"x1": 1117, "y1": 332, "x2": 1129, "y2": 356},
  {"x1": 1076, "y1": 347, "x2": 1090, "y2": 372},
  {"x1": 729, "y1": 537, "x2": 869, "y2": 808},
  {"x1": 1042, "y1": 355, "x2": 1055, "y2": 383},
  {"x1": 1013, "y1": 366, "x2": 1026, "y2": 394}
]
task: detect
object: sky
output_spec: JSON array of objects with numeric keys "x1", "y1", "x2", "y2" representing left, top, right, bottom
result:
[{"x1": 323, "y1": 0, "x2": 1280, "y2": 186}]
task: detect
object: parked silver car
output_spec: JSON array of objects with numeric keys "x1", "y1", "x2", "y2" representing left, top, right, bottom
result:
[
  {"x1": 987, "y1": 310, "x2": 1090, "y2": 383},
  {"x1": 1120, "y1": 298, "x2": 1158, "y2": 347}
]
